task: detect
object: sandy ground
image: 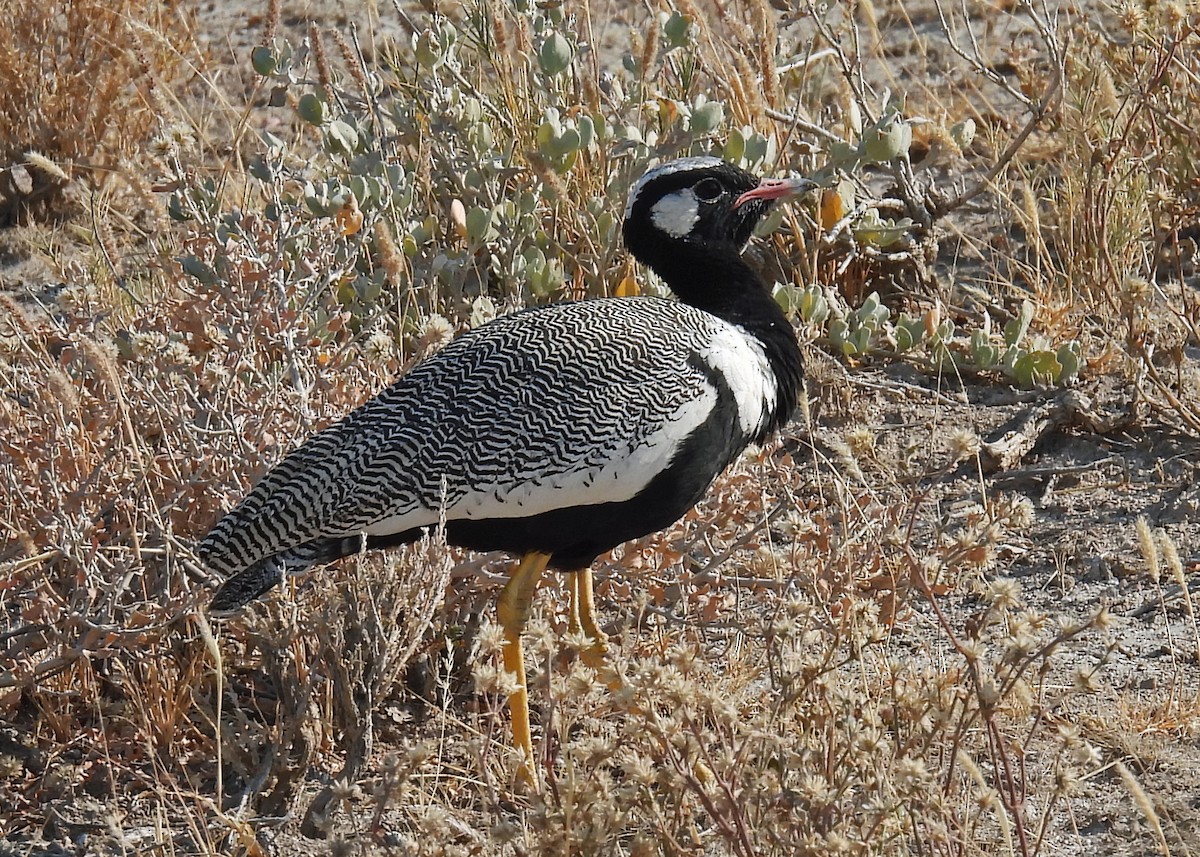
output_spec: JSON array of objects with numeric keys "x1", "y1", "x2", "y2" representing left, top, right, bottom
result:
[{"x1": 2, "y1": 0, "x2": 1198, "y2": 854}]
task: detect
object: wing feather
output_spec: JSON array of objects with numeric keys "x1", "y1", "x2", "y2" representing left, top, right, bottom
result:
[{"x1": 198, "y1": 298, "x2": 728, "y2": 576}]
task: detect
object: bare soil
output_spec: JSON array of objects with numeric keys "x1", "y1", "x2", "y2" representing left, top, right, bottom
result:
[
  {"x1": 815, "y1": 361, "x2": 1200, "y2": 856},
  {"x1": 2, "y1": 1, "x2": 1198, "y2": 855}
]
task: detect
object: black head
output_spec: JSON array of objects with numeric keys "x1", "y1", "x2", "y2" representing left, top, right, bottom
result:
[{"x1": 622, "y1": 157, "x2": 774, "y2": 259}]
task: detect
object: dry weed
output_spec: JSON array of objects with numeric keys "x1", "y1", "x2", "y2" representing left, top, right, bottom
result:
[
  {"x1": 0, "y1": 0, "x2": 198, "y2": 224},
  {"x1": 2, "y1": 0, "x2": 1195, "y2": 853}
]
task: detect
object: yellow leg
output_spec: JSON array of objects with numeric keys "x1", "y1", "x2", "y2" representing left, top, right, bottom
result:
[
  {"x1": 497, "y1": 551, "x2": 551, "y2": 789},
  {"x1": 570, "y1": 567, "x2": 611, "y2": 672}
]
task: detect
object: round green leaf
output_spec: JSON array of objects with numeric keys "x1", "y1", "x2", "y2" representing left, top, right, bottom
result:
[
  {"x1": 691, "y1": 101, "x2": 725, "y2": 134},
  {"x1": 862, "y1": 118, "x2": 912, "y2": 163},
  {"x1": 538, "y1": 32, "x2": 573, "y2": 76},
  {"x1": 298, "y1": 93, "x2": 327, "y2": 126},
  {"x1": 251, "y1": 46, "x2": 277, "y2": 76},
  {"x1": 664, "y1": 11, "x2": 693, "y2": 47}
]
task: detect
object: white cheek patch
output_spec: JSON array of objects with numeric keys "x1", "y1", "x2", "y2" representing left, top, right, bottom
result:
[
  {"x1": 650, "y1": 189, "x2": 700, "y2": 238},
  {"x1": 625, "y1": 155, "x2": 725, "y2": 218}
]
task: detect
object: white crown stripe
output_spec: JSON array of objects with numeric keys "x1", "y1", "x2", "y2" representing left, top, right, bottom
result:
[{"x1": 624, "y1": 156, "x2": 726, "y2": 218}]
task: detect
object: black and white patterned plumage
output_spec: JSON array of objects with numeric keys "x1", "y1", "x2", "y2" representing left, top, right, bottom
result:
[{"x1": 202, "y1": 157, "x2": 807, "y2": 612}]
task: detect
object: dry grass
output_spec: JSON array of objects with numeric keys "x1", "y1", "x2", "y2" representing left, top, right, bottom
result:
[
  {"x1": 2, "y1": 0, "x2": 1199, "y2": 854},
  {"x1": 0, "y1": 0, "x2": 200, "y2": 225}
]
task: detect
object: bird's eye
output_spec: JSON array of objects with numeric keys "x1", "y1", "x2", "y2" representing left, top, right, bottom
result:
[{"x1": 693, "y1": 177, "x2": 724, "y2": 202}]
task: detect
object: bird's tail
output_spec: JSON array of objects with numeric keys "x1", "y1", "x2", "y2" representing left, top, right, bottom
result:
[
  {"x1": 207, "y1": 536, "x2": 360, "y2": 615},
  {"x1": 209, "y1": 559, "x2": 284, "y2": 615}
]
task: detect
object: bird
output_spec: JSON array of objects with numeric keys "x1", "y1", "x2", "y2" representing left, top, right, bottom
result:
[{"x1": 199, "y1": 156, "x2": 813, "y2": 786}]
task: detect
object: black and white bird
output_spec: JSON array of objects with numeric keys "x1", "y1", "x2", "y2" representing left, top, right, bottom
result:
[{"x1": 200, "y1": 156, "x2": 812, "y2": 784}]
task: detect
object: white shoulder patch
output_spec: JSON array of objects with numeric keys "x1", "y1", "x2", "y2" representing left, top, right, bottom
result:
[
  {"x1": 650, "y1": 189, "x2": 700, "y2": 238},
  {"x1": 698, "y1": 322, "x2": 777, "y2": 438}
]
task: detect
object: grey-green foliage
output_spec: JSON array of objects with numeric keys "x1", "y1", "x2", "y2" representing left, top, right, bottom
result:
[
  {"x1": 803, "y1": 103, "x2": 980, "y2": 255},
  {"x1": 535, "y1": 108, "x2": 597, "y2": 173},
  {"x1": 724, "y1": 126, "x2": 777, "y2": 172},
  {"x1": 860, "y1": 108, "x2": 913, "y2": 164},
  {"x1": 167, "y1": 3, "x2": 788, "y2": 333},
  {"x1": 828, "y1": 291, "x2": 891, "y2": 357},
  {"x1": 537, "y1": 31, "x2": 573, "y2": 76},
  {"x1": 778, "y1": 287, "x2": 1083, "y2": 389}
]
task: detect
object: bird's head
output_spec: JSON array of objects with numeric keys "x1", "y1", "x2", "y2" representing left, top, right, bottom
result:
[{"x1": 622, "y1": 157, "x2": 815, "y2": 260}]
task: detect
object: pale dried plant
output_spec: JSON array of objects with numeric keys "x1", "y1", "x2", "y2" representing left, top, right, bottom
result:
[
  {"x1": 2, "y1": 0, "x2": 1191, "y2": 853},
  {"x1": 0, "y1": 0, "x2": 197, "y2": 222},
  {"x1": 300, "y1": 536, "x2": 454, "y2": 836}
]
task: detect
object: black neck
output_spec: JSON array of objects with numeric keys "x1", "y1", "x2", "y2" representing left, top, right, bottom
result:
[{"x1": 629, "y1": 237, "x2": 804, "y2": 438}]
